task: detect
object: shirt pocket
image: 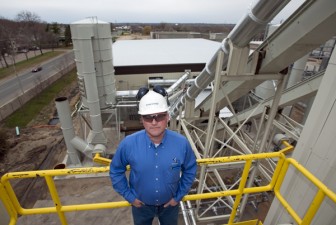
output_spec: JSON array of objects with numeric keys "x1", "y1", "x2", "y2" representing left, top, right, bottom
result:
[{"x1": 166, "y1": 162, "x2": 181, "y2": 183}]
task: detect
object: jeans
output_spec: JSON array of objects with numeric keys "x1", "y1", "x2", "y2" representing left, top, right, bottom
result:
[{"x1": 132, "y1": 204, "x2": 179, "y2": 225}]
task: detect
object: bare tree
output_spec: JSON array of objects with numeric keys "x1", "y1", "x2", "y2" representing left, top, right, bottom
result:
[
  {"x1": 0, "y1": 18, "x2": 18, "y2": 68},
  {"x1": 45, "y1": 22, "x2": 61, "y2": 50},
  {"x1": 64, "y1": 25, "x2": 72, "y2": 47},
  {"x1": 157, "y1": 22, "x2": 175, "y2": 32},
  {"x1": 142, "y1": 26, "x2": 152, "y2": 35},
  {"x1": 0, "y1": 55, "x2": 4, "y2": 68},
  {"x1": 15, "y1": 10, "x2": 45, "y2": 55}
]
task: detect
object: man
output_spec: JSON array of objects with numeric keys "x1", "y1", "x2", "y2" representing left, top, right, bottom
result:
[{"x1": 110, "y1": 86, "x2": 197, "y2": 225}]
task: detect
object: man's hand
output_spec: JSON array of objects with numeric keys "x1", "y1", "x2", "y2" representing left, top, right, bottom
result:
[
  {"x1": 132, "y1": 199, "x2": 144, "y2": 208},
  {"x1": 164, "y1": 198, "x2": 178, "y2": 207}
]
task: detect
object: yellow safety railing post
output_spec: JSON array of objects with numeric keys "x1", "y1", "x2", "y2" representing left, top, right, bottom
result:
[
  {"x1": 228, "y1": 159, "x2": 253, "y2": 224},
  {"x1": 45, "y1": 176, "x2": 68, "y2": 225},
  {"x1": 286, "y1": 158, "x2": 336, "y2": 202},
  {"x1": 273, "y1": 159, "x2": 302, "y2": 224},
  {"x1": 93, "y1": 153, "x2": 111, "y2": 166},
  {"x1": 0, "y1": 183, "x2": 18, "y2": 225},
  {"x1": 301, "y1": 189, "x2": 325, "y2": 225},
  {"x1": 269, "y1": 153, "x2": 286, "y2": 188},
  {"x1": 1, "y1": 176, "x2": 23, "y2": 215},
  {"x1": 286, "y1": 158, "x2": 336, "y2": 225}
]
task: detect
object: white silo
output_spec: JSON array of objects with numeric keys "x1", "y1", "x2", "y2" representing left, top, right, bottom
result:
[
  {"x1": 70, "y1": 17, "x2": 116, "y2": 144},
  {"x1": 70, "y1": 17, "x2": 116, "y2": 109}
]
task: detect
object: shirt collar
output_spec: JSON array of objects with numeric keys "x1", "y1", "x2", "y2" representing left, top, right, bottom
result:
[{"x1": 144, "y1": 129, "x2": 168, "y2": 147}]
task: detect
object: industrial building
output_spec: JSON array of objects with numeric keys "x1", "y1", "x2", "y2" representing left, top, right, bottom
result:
[
  {"x1": 112, "y1": 38, "x2": 220, "y2": 87},
  {"x1": 1, "y1": 0, "x2": 336, "y2": 224}
]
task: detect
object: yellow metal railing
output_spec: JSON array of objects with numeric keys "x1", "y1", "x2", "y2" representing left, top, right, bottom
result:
[
  {"x1": 1, "y1": 151, "x2": 336, "y2": 225},
  {"x1": 274, "y1": 157, "x2": 336, "y2": 225},
  {"x1": 0, "y1": 183, "x2": 17, "y2": 225}
]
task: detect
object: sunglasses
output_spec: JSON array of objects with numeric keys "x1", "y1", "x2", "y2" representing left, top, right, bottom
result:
[{"x1": 142, "y1": 113, "x2": 167, "y2": 123}]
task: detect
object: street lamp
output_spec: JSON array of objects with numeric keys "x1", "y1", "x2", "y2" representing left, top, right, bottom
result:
[{"x1": 11, "y1": 54, "x2": 25, "y2": 105}]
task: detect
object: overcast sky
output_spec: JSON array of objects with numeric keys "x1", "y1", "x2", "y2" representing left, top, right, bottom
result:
[{"x1": 1, "y1": 0, "x2": 304, "y2": 24}]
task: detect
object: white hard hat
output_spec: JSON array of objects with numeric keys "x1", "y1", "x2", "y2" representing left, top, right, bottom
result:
[{"x1": 138, "y1": 90, "x2": 169, "y2": 115}]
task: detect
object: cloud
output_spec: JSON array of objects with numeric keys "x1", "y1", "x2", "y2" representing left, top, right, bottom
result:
[{"x1": 1, "y1": 0, "x2": 303, "y2": 24}]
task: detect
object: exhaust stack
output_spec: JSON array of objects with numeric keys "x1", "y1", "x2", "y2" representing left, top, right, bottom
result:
[{"x1": 70, "y1": 17, "x2": 118, "y2": 144}]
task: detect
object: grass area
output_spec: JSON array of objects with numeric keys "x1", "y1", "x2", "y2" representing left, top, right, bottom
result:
[
  {"x1": 4, "y1": 69, "x2": 77, "y2": 128},
  {"x1": 0, "y1": 51, "x2": 64, "y2": 80}
]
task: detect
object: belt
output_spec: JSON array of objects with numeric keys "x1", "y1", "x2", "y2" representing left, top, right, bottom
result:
[{"x1": 144, "y1": 203, "x2": 165, "y2": 207}]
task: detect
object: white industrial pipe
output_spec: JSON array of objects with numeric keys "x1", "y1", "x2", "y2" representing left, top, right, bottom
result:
[
  {"x1": 149, "y1": 79, "x2": 179, "y2": 87},
  {"x1": 70, "y1": 136, "x2": 94, "y2": 158},
  {"x1": 149, "y1": 79, "x2": 195, "y2": 88},
  {"x1": 170, "y1": 0, "x2": 292, "y2": 118},
  {"x1": 166, "y1": 71, "x2": 190, "y2": 95},
  {"x1": 186, "y1": 201, "x2": 197, "y2": 225},
  {"x1": 180, "y1": 202, "x2": 190, "y2": 225},
  {"x1": 56, "y1": 97, "x2": 110, "y2": 166},
  {"x1": 55, "y1": 97, "x2": 81, "y2": 166},
  {"x1": 147, "y1": 72, "x2": 190, "y2": 96},
  {"x1": 116, "y1": 90, "x2": 139, "y2": 99}
]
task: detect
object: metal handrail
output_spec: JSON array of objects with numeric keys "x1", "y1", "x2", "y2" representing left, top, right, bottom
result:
[{"x1": 1, "y1": 151, "x2": 336, "y2": 225}]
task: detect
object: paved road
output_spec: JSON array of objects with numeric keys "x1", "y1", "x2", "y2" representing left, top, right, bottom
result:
[
  {"x1": 0, "y1": 49, "x2": 53, "y2": 68},
  {"x1": 0, "y1": 51, "x2": 74, "y2": 107}
]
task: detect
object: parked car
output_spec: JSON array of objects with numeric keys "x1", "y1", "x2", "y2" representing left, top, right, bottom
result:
[{"x1": 32, "y1": 66, "x2": 42, "y2": 72}]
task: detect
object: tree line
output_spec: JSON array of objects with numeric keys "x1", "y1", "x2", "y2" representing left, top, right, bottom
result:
[{"x1": 0, "y1": 10, "x2": 71, "y2": 68}]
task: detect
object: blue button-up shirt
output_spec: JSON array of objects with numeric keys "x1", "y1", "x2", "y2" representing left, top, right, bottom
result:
[{"x1": 110, "y1": 129, "x2": 197, "y2": 205}]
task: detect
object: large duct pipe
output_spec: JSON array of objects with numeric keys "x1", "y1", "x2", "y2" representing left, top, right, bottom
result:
[
  {"x1": 170, "y1": 0, "x2": 291, "y2": 118},
  {"x1": 71, "y1": 17, "x2": 116, "y2": 109},
  {"x1": 149, "y1": 79, "x2": 179, "y2": 87},
  {"x1": 92, "y1": 23, "x2": 116, "y2": 107},
  {"x1": 166, "y1": 71, "x2": 190, "y2": 95},
  {"x1": 55, "y1": 97, "x2": 81, "y2": 166},
  {"x1": 149, "y1": 79, "x2": 195, "y2": 88},
  {"x1": 116, "y1": 90, "x2": 139, "y2": 99},
  {"x1": 70, "y1": 136, "x2": 94, "y2": 158},
  {"x1": 70, "y1": 18, "x2": 107, "y2": 144}
]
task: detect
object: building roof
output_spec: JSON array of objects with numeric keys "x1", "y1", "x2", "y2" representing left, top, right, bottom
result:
[{"x1": 112, "y1": 38, "x2": 221, "y2": 67}]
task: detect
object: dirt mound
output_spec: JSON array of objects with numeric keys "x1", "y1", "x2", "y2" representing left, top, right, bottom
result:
[
  {"x1": 0, "y1": 126, "x2": 64, "y2": 174},
  {"x1": 0, "y1": 80, "x2": 79, "y2": 207}
]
